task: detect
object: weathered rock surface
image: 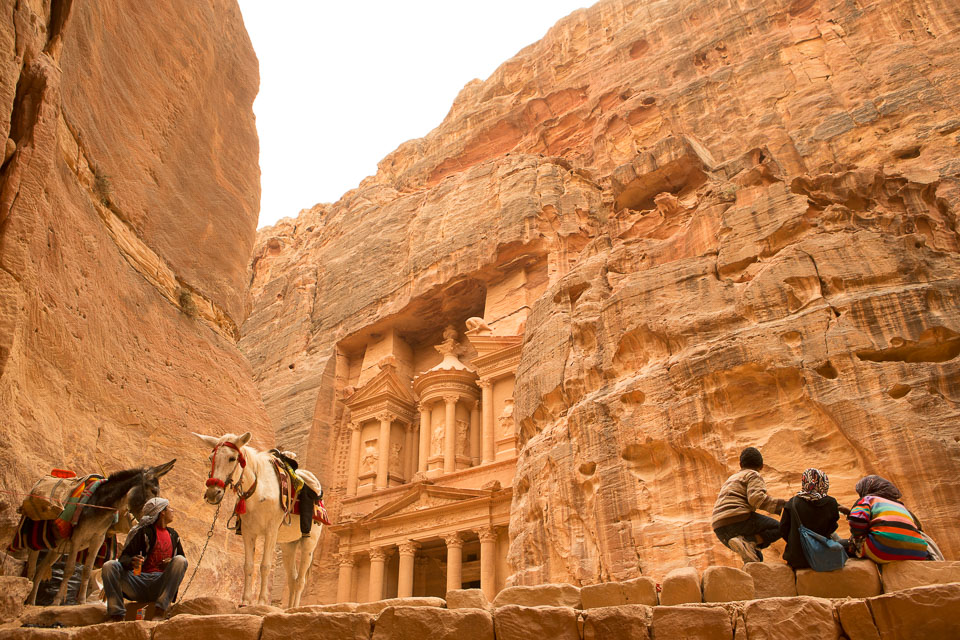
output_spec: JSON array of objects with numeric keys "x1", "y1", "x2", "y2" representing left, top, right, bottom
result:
[
  {"x1": 651, "y1": 605, "x2": 733, "y2": 640},
  {"x1": 796, "y1": 559, "x2": 882, "y2": 599},
  {"x1": 0, "y1": 0, "x2": 270, "y2": 599},
  {"x1": 445, "y1": 589, "x2": 490, "y2": 610},
  {"x1": 0, "y1": 577, "x2": 31, "y2": 623},
  {"x1": 493, "y1": 605, "x2": 579, "y2": 640},
  {"x1": 702, "y1": 565, "x2": 754, "y2": 602},
  {"x1": 492, "y1": 584, "x2": 581, "y2": 609},
  {"x1": 373, "y1": 606, "x2": 494, "y2": 640},
  {"x1": 744, "y1": 596, "x2": 840, "y2": 640},
  {"x1": 744, "y1": 563, "x2": 797, "y2": 599},
  {"x1": 580, "y1": 604, "x2": 652, "y2": 640},
  {"x1": 659, "y1": 567, "x2": 701, "y2": 605},
  {"x1": 242, "y1": 0, "x2": 960, "y2": 601},
  {"x1": 880, "y1": 559, "x2": 960, "y2": 593},
  {"x1": 868, "y1": 582, "x2": 960, "y2": 639},
  {"x1": 581, "y1": 576, "x2": 657, "y2": 608},
  {"x1": 261, "y1": 611, "x2": 374, "y2": 640}
]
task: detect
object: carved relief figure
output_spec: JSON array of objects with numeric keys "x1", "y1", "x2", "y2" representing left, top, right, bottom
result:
[
  {"x1": 431, "y1": 421, "x2": 444, "y2": 456},
  {"x1": 455, "y1": 419, "x2": 469, "y2": 456},
  {"x1": 389, "y1": 442, "x2": 402, "y2": 475},
  {"x1": 498, "y1": 398, "x2": 515, "y2": 436},
  {"x1": 360, "y1": 440, "x2": 378, "y2": 475}
]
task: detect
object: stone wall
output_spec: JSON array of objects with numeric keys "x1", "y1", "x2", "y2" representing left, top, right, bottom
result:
[
  {"x1": 3, "y1": 562, "x2": 960, "y2": 638},
  {"x1": 0, "y1": 0, "x2": 271, "y2": 598}
]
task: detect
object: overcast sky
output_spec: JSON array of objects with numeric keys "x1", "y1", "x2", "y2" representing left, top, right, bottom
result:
[{"x1": 237, "y1": 1, "x2": 591, "y2": 229}]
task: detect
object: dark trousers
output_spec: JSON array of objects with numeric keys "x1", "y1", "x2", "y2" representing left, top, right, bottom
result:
[
  {"x1": 299, "y1": 486, "x2": 318, "y2": 536},
  {"x1": 714, "y1": 513, "x2": 782, "y2": 549},
  {"x1": 102, "y1": 556, "x2": 187, "y2": 617}
]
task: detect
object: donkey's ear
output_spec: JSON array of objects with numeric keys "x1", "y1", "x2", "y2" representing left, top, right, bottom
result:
[
  {"x1": 192, "y1": 432, "x2": 220, "y2": 449},
  {"x1": 151, "y1": 459, "x2": 176, "y2": 478},
  {"x1": 236, "y1": 432, "x2": 252, "y2": 447}
]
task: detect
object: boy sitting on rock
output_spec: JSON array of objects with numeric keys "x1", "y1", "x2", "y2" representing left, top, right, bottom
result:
[{"x1": 711, "y1": 447, "x2": 785, "y2": 563}]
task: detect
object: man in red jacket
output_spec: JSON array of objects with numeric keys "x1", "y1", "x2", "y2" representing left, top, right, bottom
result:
[{"x1": 102, "y1": 498, "x2": 187, "y2": 621}]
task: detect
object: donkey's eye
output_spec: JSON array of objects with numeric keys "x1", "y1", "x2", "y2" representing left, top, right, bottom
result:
[{"x1": 228, "y1": 456, "x2": 236, "y2": 462}]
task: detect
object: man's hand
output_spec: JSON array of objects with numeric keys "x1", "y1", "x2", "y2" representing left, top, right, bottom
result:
[
  {"x1": 838, "y1": 505, "x2": 851, "y2": 516},
  {"x1": 132, "y1": 554, "x2": 145, "y2": 573},
  {"x1": 161, "y1": 557, "x2": 172, "y2": 567}
]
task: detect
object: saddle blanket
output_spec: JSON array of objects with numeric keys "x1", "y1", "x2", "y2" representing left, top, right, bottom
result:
[{"x1": 8, "y1": 517, "x2": 118, "y2": 567}]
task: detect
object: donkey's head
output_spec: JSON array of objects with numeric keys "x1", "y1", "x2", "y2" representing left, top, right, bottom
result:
[
  {"x1": 192, "y1": 432, "x2": 252, "y2": 505},
  {"x1": 126, "y1": 459, "x2": 176, "y2": 519}
]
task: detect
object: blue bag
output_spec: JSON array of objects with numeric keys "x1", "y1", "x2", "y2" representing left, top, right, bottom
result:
[{"x1": 789, "y1": 502, "x2": 847, "y2": 572}]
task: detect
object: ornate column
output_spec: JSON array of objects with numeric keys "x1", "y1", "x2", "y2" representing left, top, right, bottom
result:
[
  {"x1": 470, "y1": 400, "x2": 481, "y2": 466},
  {"x1": 404, "y1": 423, "x2": 416, "y2": 480},
  {"x1": 368, "y1": 547, "x2": 389, "y2": 602},
  {"x1": 417, "y1": 403, "x2": 430, "y2": 474},
  {"x1": 346, "y1": 422, "x2": 362, "y2": 497},
  {"x1": 397, "y1": 541, "x2": 420, "y2": 598},
  {"x1": 480, "y1": 380, "x2": 495, "y2": 464},
  {"x1": 336, "y1": 553, "x2": 356, "y2": 603},
  {"x1": 478, "y1": 528, "x2": 497, "y2": 602},
  {"x1": 443, "y1": 532, "x2": 463, "y2": 594},
  {"x1": 376, "y1": 412, "x2": 394, "y2": 489},
  {"x1": 443, "y1": 395, "x2": 458, "y2": 474}
]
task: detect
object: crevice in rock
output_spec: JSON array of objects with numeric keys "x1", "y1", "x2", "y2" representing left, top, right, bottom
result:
[{"x1": 856, "y1": 327, "x2": 960, "y2": 363}]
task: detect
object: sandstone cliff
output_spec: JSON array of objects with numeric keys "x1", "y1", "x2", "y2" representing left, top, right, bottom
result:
[
  {"x1": 244, "y1": 0, "x2": 960, "y2": 601},
  {"x1": 0, "y1": 0, "x2": 271, "y2": 598}
]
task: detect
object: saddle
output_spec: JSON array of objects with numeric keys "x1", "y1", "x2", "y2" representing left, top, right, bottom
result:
[
  {"x1": 21, "y1": 471, "x2": 100, "y2": 521},
  {"x1": 268, "y1": 451, "x2": 329, "y2": 526}
]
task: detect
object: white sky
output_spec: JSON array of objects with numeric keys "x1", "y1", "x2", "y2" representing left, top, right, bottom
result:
[{"x1": 237, "y1": 1, "x2": 592, "y2": 229}]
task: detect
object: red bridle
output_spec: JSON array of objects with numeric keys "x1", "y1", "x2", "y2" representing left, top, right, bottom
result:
[{"x1": 205, "y1": 441, "x2": 246, "y2": 489}]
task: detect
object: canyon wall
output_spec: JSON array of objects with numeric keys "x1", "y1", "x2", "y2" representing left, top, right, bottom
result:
[
  {"x1": 0, "y1": 0, "x2": 272, "y2": 598},
  {"x1": 244, "y1": 0, "x2": 960, "y2": 601}
]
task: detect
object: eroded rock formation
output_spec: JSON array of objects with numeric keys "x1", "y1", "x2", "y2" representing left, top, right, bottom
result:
[
  {"x1": 0, "y1": 0, "x2": 271, "y2": 598},
  {"x1": 244, "y1": 0, "x2": 960, "y2": 601}
]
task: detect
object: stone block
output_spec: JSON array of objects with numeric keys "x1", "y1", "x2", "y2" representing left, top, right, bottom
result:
[
  {"x1": 0, "y1": 630, "x2": 72, "y2": 640},
  {"x1": 373, "y1": 606, "x2": 493, "y2": 640},
  {"x1": 261, "y1": 611, "x2": 374, "y2": 640},
  {"x1": 581, "y1": 577, "x2": 657, "y2": 608},
  {"x1": 17, "y1": 604, "x2": 107, "y2": 628},
  {"x1": 880, "y1": 560, "x2": 960, "y2": 593},
  {"x1": 234, "y1": 604, "x2": 283, "y2": 616},
  {"x1": 581, "y1": 604, "x2": 652, "y2": 640},
  {"x1": 166, "y1": 596, "x2": 236, "y2": 618},
  {"x1": 651, "y1": 605, "x2": 733, "y2": 640},
  {"x1": 868, "y1": 583, "x2": 960, "y2": 639},
  {"x1": 796, "y1": 559, "x2": 881, "y2": 599},
  {"x1": 354, "y1": 596, "x2": 445, "y2": 614},
  {"x1": 286, "y1": 602, "x2": 359, "y2": 613},
  {"x1": 659, "y1": 567, "x2": 702, "y2": 605},
  {"x1": 445, "y1": 588, "x2": 489, "y2": 609},
  {"x1": 72, "y1": 621, "x2": 158, "y2": 640},
  {"x1": 744, "y1": 596, "x2": 840, "y2": 640},
  {"x1": 835, "y1": 600, "x2": 880, "y2": 640},
  {"x1": 0, "y1": 577, "x2": 31, "y2": 623},
  {"x1": 152, "y1": 613, "x2": 262, "y2": 640},
  {"x1": 702, "y1": 566, "x2": 755, "y2": 602},
  {"x1": 493, "y1": 584, "x2": 582, "y2": 609},
  {"x1": 493, "y1": 605, "x2": 579, "y2": 640},
  {"x1": 744, "y1": 563, "x2": 797, "y2": 598}
]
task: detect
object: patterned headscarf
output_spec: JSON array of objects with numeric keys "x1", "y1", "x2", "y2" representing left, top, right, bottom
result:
[
  {"x1": 128, "y1": 497, "x2": 169, "y2": 538},
  {"x1": 855, "y1": 475, "x2": 902, "y2": 501},
  {"x1": 797, "y1": 468, "x2": 829, "y2": 501}
]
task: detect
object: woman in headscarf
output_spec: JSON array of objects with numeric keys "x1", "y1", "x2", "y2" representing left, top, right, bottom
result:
[
  {"x1": 847, "y1": 475, "x2": 928, "y2": 563},
  {"x1": 779, "y1": 468, "x2": 841, "y2": 569}
]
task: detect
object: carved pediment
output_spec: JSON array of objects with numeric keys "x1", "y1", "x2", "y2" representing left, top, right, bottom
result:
[
  {"x1": 345, "y1": 365, "x2": 416, "y2": 419},
  {"x1": 360, "y1": 484, "x2": 490, "y2": 522}
]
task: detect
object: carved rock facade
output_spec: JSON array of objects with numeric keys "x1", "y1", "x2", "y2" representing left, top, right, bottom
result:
[{"x1": 243, "y1": 0, "x2": 960, "y2": 600}]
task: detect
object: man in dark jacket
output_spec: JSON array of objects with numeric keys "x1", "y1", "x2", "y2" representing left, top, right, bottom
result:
[
  {"x1": 102, "y1": 497, "x2": 187, "y2": 621},
  {"x1": 779, "y1": 467, "x2": 840, "y2": 569}
]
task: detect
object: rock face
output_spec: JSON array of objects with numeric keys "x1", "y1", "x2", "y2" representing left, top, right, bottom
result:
[
  {"x1": 0, "y1": 0, "x2": 270, "y2": 599},
  {"x1": 243, "y1": 0, "x2": 960, "y2": 600}
]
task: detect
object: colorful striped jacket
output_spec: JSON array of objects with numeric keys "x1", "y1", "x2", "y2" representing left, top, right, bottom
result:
[{"x1": 847, "y1": 495, "x2": 928, "y2": 562}]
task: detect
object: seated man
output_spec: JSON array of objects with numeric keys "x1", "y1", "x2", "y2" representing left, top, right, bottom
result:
[
  {"x1": 711, "y1": 447, "x2": 785, "y2": 563},
  {"x1": 102, "y1": 497, "x2": 187, "y2": 621}
]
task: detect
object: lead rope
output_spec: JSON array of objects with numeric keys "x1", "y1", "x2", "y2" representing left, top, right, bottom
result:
[{"x1": 178, "y1": 500, "x2": 221, "y2": 601}]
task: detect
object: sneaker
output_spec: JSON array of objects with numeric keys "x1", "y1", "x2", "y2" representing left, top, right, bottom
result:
[{"x1": 728, "y1": 536, "x2": 761, "y2": 563}]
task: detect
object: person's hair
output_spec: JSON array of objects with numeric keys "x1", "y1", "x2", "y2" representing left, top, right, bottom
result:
[{"x1": 739, "y1": 447, "x2": 764, "y2": 470}]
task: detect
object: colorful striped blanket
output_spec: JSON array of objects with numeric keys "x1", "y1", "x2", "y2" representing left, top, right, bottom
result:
[
  {"x1": 52, "y1": 476, "x2": 105, "y2": 539},
  {"x1": 8, "y1": 517, "x2": 118, "y2": 567},
  {"x1": 848, "y1": 495, "x2": 928, "y2": 562}
]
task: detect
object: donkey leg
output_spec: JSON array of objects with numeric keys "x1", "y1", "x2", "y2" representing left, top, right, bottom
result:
[
  {"x1": 278, "y1": 541, "x2": 298, "y2": 609},
  {"x1": 26, "y1": 551, "x2": 56, "y2": 605},
  {"x1": 257, "y1": 527, "x2": 279, "y2": 605},
  {"x1": 292, "y1": 532, "x2": 319, "y2": 609},
  {"x1": 52, "y1": 547, "x2": 79, "y2": 606},
  {"x1": 241, "y1": 532, "x2": 257, "y2": 606}
]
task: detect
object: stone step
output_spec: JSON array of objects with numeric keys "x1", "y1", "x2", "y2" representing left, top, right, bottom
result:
[{"x1": 1, "y1": 583, "x2": 958, "y2": 639}]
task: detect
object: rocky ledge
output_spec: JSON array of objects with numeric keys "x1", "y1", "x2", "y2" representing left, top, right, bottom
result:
[{"x1": 1, "y1": 561, "x2": 958, "y2": 639}]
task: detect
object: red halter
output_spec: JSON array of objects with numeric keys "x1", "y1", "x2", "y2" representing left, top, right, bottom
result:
[{"x1": 205, "y1": 441, "x2": 246, "y2": 489}]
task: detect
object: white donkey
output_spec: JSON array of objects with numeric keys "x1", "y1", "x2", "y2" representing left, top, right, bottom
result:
[{"x1": 193, "y1": 432, "x2": 322, "y2": 607}]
